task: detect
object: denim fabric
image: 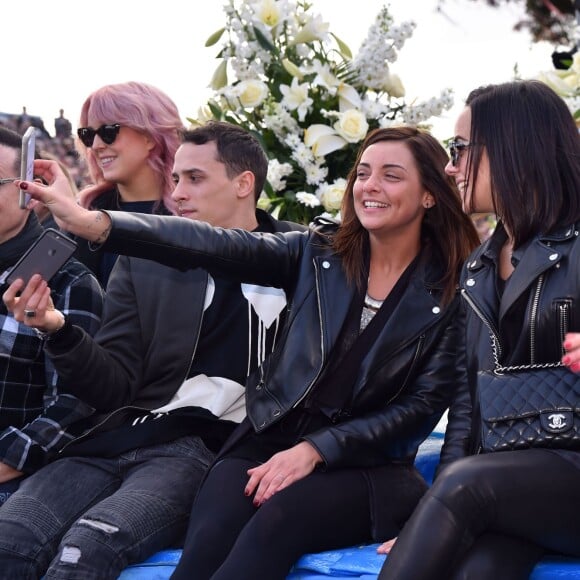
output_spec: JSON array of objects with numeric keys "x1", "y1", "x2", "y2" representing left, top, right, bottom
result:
[
  {"x1": 0, "y1": 476, "x2": 25, "y2": 506},
  {"x1": 0, "y1": 434, "x2": 214, "y2": 580}
]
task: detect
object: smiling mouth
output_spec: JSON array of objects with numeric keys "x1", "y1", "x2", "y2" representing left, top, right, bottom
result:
[{"x1": 364, "y1": 201, "x2": 389, "y2": 209}]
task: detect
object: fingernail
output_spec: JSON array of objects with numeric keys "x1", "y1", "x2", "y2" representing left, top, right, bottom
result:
[
  {"x1": 20, "y1": 182, "x2": 28, "y2": 190},
  {"x1": 253, "y1": 500, "x2": 260, "y2": 507},
  {"x1": 563, "y1": 355, "x2": 571, "y2": 365},
  {"x1": 244, "y1": 489, "x2": 250, "y2": 497},
  {"x1": 564, "y1": 341, "x2": 572, "y2": 350}
]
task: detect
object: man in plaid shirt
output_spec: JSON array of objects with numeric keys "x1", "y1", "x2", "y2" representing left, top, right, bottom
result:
[{"x1": 0, "y1": 127, "x2": 103, "y2": 502}]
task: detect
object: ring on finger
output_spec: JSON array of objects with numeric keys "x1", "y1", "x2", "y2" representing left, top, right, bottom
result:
[{"x1": 24, "y1": 309, "x2": 36, "y2": 318}]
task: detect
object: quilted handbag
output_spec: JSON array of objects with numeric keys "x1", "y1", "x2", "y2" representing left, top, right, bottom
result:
[{"x1": 476, "y1": 335, "x2": 580, "y2": 453}]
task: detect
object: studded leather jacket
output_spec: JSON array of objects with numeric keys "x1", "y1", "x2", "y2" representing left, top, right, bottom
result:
[
  {"x1": 100, "y1": 212, "x2": 465, "y2": 470},
  {"x1": 439, "y1": 222, "x2": 580, "y2": 467}
]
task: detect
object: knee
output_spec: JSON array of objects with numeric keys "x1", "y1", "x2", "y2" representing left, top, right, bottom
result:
[
  {"x1": 45, "y1": 519, "x2": 126, "y2": 578},
  {"x1": 429, "y1": 457, "x2": 492, "y2": 515},
  {"x1": 0, "y1": 494, "x2": 58, "y2": 576}
]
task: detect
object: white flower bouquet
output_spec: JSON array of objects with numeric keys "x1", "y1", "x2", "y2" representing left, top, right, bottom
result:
[{"x1": 190, "y1": 0, "x2": 454, "y2": 224}]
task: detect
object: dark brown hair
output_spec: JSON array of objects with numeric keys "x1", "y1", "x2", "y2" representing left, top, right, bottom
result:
[{"x1": 334, "y1": 126, "x2": 480, "y2": 306}]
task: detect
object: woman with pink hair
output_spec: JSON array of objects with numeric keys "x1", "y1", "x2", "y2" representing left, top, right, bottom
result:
[{"x1": 75, "y1": 81, "x2": 183, "y2": 287}]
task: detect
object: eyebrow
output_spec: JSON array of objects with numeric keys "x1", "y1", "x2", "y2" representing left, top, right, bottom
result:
[{"x1": 357, "y1": 162, "x2": 407, "y2": 173}]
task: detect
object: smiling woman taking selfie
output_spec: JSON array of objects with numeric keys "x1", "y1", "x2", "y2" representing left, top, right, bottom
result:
[
  {"x1": 74, "y1": 81, "x2": 183, "y2": 287},
  {"x1": 16, "y1": 125, "x2": 479, "y2": 579}
]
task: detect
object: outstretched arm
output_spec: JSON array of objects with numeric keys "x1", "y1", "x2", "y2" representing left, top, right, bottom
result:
[{"x1": 18, "y1": 159, "x2": 111, "y2": 242}]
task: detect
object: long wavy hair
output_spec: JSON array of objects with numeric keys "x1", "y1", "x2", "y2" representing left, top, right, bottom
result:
[
  {"x1": 334, "y1": 126, "x2": 480, "y2": 306},
  {"x1": 464, "y1": 80, "x2": 580, "y2": 248},
  {"x1": 77, "y1": 81, "x2": 183, "y2": 213}
]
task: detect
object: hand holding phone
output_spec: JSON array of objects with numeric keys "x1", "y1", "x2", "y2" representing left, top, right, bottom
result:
[
  {"x1": 1, "y1": 228, "x2": 77, "y2": 287},
  {"x1": 19, "y1": 127, "x2": 36, "y2": 209}
]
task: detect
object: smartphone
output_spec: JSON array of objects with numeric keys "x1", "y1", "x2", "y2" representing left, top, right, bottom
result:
[
  {"x1": 19, "y1": 126, "x2": 36, "y2": 209},
  {"x1": 2, "y1": 229, "x2": 77, "y2": 286}
]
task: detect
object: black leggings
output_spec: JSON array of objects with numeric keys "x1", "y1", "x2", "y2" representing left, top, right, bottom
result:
[
  {"x1": 171, "y1": 457, "x2": 374, "y2": 580},
  {"x1": 379, "y1": 449, "x2": 580, "y2": 580}
]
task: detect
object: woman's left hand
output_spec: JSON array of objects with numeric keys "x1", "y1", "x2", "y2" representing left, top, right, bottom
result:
[{"x1": 245, "y1": 441, "x2": 323, "y2": 506}]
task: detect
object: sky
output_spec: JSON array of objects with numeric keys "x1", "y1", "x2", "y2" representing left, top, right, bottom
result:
[{"x1": 2, "y1": 0, "x2": 555, "y2": 141}]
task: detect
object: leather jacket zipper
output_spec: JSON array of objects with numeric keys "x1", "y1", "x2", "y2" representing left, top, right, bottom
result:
[
  {"x1": 557, "y1": 299, "x2": 571, "y2": 357},
  {"x1": 57, "y1": 404, "x2": 152, "y2": 454},
  {"x1": 384, "y1": 335, "x2": 425, "y2": 407},
  {"x1": 528, "y1": 274, "x2": 545, "y2": 364},
  {"x1": 292, "y1": 259, "x2": 326, "y2": 409},
  {"x1": 461, "y1": 289, "x2": 503, "y2": 360}
]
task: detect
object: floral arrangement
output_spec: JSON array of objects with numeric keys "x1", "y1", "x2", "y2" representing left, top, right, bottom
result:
[
  {"x1": 190, "y1": 0, "x2": 454, "y2": 224},
  {"x1": 537, "y1": 51, "x2": 580, "y2": 122}
]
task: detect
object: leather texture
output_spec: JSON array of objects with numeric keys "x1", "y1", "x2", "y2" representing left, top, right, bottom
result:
[{"x1": 477, "y1": 366, "x2": 580, "y2": 452}]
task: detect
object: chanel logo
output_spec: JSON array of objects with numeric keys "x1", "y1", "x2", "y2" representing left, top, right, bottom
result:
[{"x1": 547, "y1": 413, "x2": 567, "y2": 430}]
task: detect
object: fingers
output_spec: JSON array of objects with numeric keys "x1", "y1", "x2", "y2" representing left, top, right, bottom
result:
[
  {"x1": 563, "y1": 332, "x2": 580, "y2": 372},
  {"x1": 377, "y1": 537, "x2": 397, "y2": 554},
  {"x1": 246, "y1": 465, "x2": 291, "y2": 506},
  {"x1": 3, "y1": 274, "x2": 51, "y2": 327},
  {"x1": 2, "y1": 278, "x2": 25, "y2": 312}
]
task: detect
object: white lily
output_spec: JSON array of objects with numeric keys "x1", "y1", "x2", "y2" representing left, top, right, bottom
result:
[
  {"x1": 304, "y1": 124, "x2": 347, "y2": 157},
  {"x1": 337, "y1": 83, "x2": 362, "y2": 112},
  {"x1": 291, "y1": 14, "x2": 329, "y2": 45},
  {"x1": 280, "y1": 77, "x2": 313, "y2": 121}
]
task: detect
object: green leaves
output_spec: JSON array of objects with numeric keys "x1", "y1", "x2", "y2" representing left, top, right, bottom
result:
[
  {"x1": 205, "y1": 27, "x2": 226, "y2": 47},
  {"x1": 330, "y1": 33, "x2": 352, "y2": 59}
]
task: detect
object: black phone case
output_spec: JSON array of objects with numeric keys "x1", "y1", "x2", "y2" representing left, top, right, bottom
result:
[{"x1": 5, "y1": 228, "x2": 77, "y2": 285}]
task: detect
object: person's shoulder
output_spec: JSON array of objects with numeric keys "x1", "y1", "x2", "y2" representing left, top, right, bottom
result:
[{"x1": 256, "y1": 208, "x2": 307, "y2": 233}]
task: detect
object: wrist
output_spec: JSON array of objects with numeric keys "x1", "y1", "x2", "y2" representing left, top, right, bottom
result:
[
  {"x1": 34, "y1": 310, "x2": 66, "y2": 339},
  {"x1": 91, "y1": 210, "x2": 112, "y2": 244}
]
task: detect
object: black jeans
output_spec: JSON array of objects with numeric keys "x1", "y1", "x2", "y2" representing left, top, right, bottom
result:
[{"x1": 379, "y1": 449, "x2": 580, "y2": 580}]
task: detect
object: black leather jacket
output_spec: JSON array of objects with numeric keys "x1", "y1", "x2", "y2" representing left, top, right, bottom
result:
[
  {"x1": 101, "y1": 212, "x2": 465, "y2": 470},
  {"x1": 440, "y1": 222, "x2": 580, "y2": 466}
]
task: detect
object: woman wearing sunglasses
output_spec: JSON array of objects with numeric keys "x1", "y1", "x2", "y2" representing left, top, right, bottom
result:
[
  {"x1": 379, "y1": 80, "x2": 580, "y2": 579},
  {"x1": 75, "y1": 81, "x2": 183, "y2": 287}
]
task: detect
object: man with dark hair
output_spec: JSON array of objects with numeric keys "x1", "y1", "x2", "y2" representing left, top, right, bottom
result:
[
  {"x1": 0, "y1": 127, "x2": 103, "y2": 503},
  {"x1": 0, "y1": 121, "x2": 304, "y2": 579}
]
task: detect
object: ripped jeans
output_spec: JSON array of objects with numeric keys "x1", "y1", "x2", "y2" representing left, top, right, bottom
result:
[{"x1": 0, "y1": 434, "x2": 214, "y2": 580}]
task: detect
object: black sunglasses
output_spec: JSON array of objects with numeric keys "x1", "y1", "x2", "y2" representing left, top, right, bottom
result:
[
  {"x1": 448, "y1": 139, "x2": 475, "y2": 167},
  {"x1": 77, "y1": 124, "x2": 121, "y2": 148}
]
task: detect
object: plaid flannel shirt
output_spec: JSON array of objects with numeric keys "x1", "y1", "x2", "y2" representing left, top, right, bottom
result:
[{"x1": 0, "y1": 258, "x2": 103, "y2": 473}]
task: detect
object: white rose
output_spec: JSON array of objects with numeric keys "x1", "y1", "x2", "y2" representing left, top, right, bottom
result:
[
  {"x1": 383, "y1": 73, "x2": 405, "y2": 98},
  {"x1": 538, "y1": 71, "x2": 575, "y2": 97},
  {"x1": 237, "y1": 80, "x2": 269, "y2": 108},
  {"x1": 333, "y1": 109, "x2": 369, "y2": 143},
  {"x1": 318, "y1": 179, "x2": 346, "y2": 211}
]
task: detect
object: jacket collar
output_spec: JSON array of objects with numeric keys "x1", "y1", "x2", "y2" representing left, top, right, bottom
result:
[
  {"x1": 463, "y1": 221, "x2": 579, "y2": 322},
  {"x1": 314, "y1": 245, "x2": 447, "y2": 373}
]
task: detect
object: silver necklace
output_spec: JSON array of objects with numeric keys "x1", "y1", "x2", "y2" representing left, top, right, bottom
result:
[{"x1": 364, "y1": 293, "x2": 384, "y2": 311}]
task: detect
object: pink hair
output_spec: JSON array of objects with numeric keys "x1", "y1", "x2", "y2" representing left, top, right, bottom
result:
[{"x1": 77, "y1": 81, "x2": 183, "y2": 213}]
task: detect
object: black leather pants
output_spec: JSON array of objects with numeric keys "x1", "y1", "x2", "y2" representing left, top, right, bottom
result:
[{"x1": 379, "y1": 449, "x2": 580, "y2": 580}]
